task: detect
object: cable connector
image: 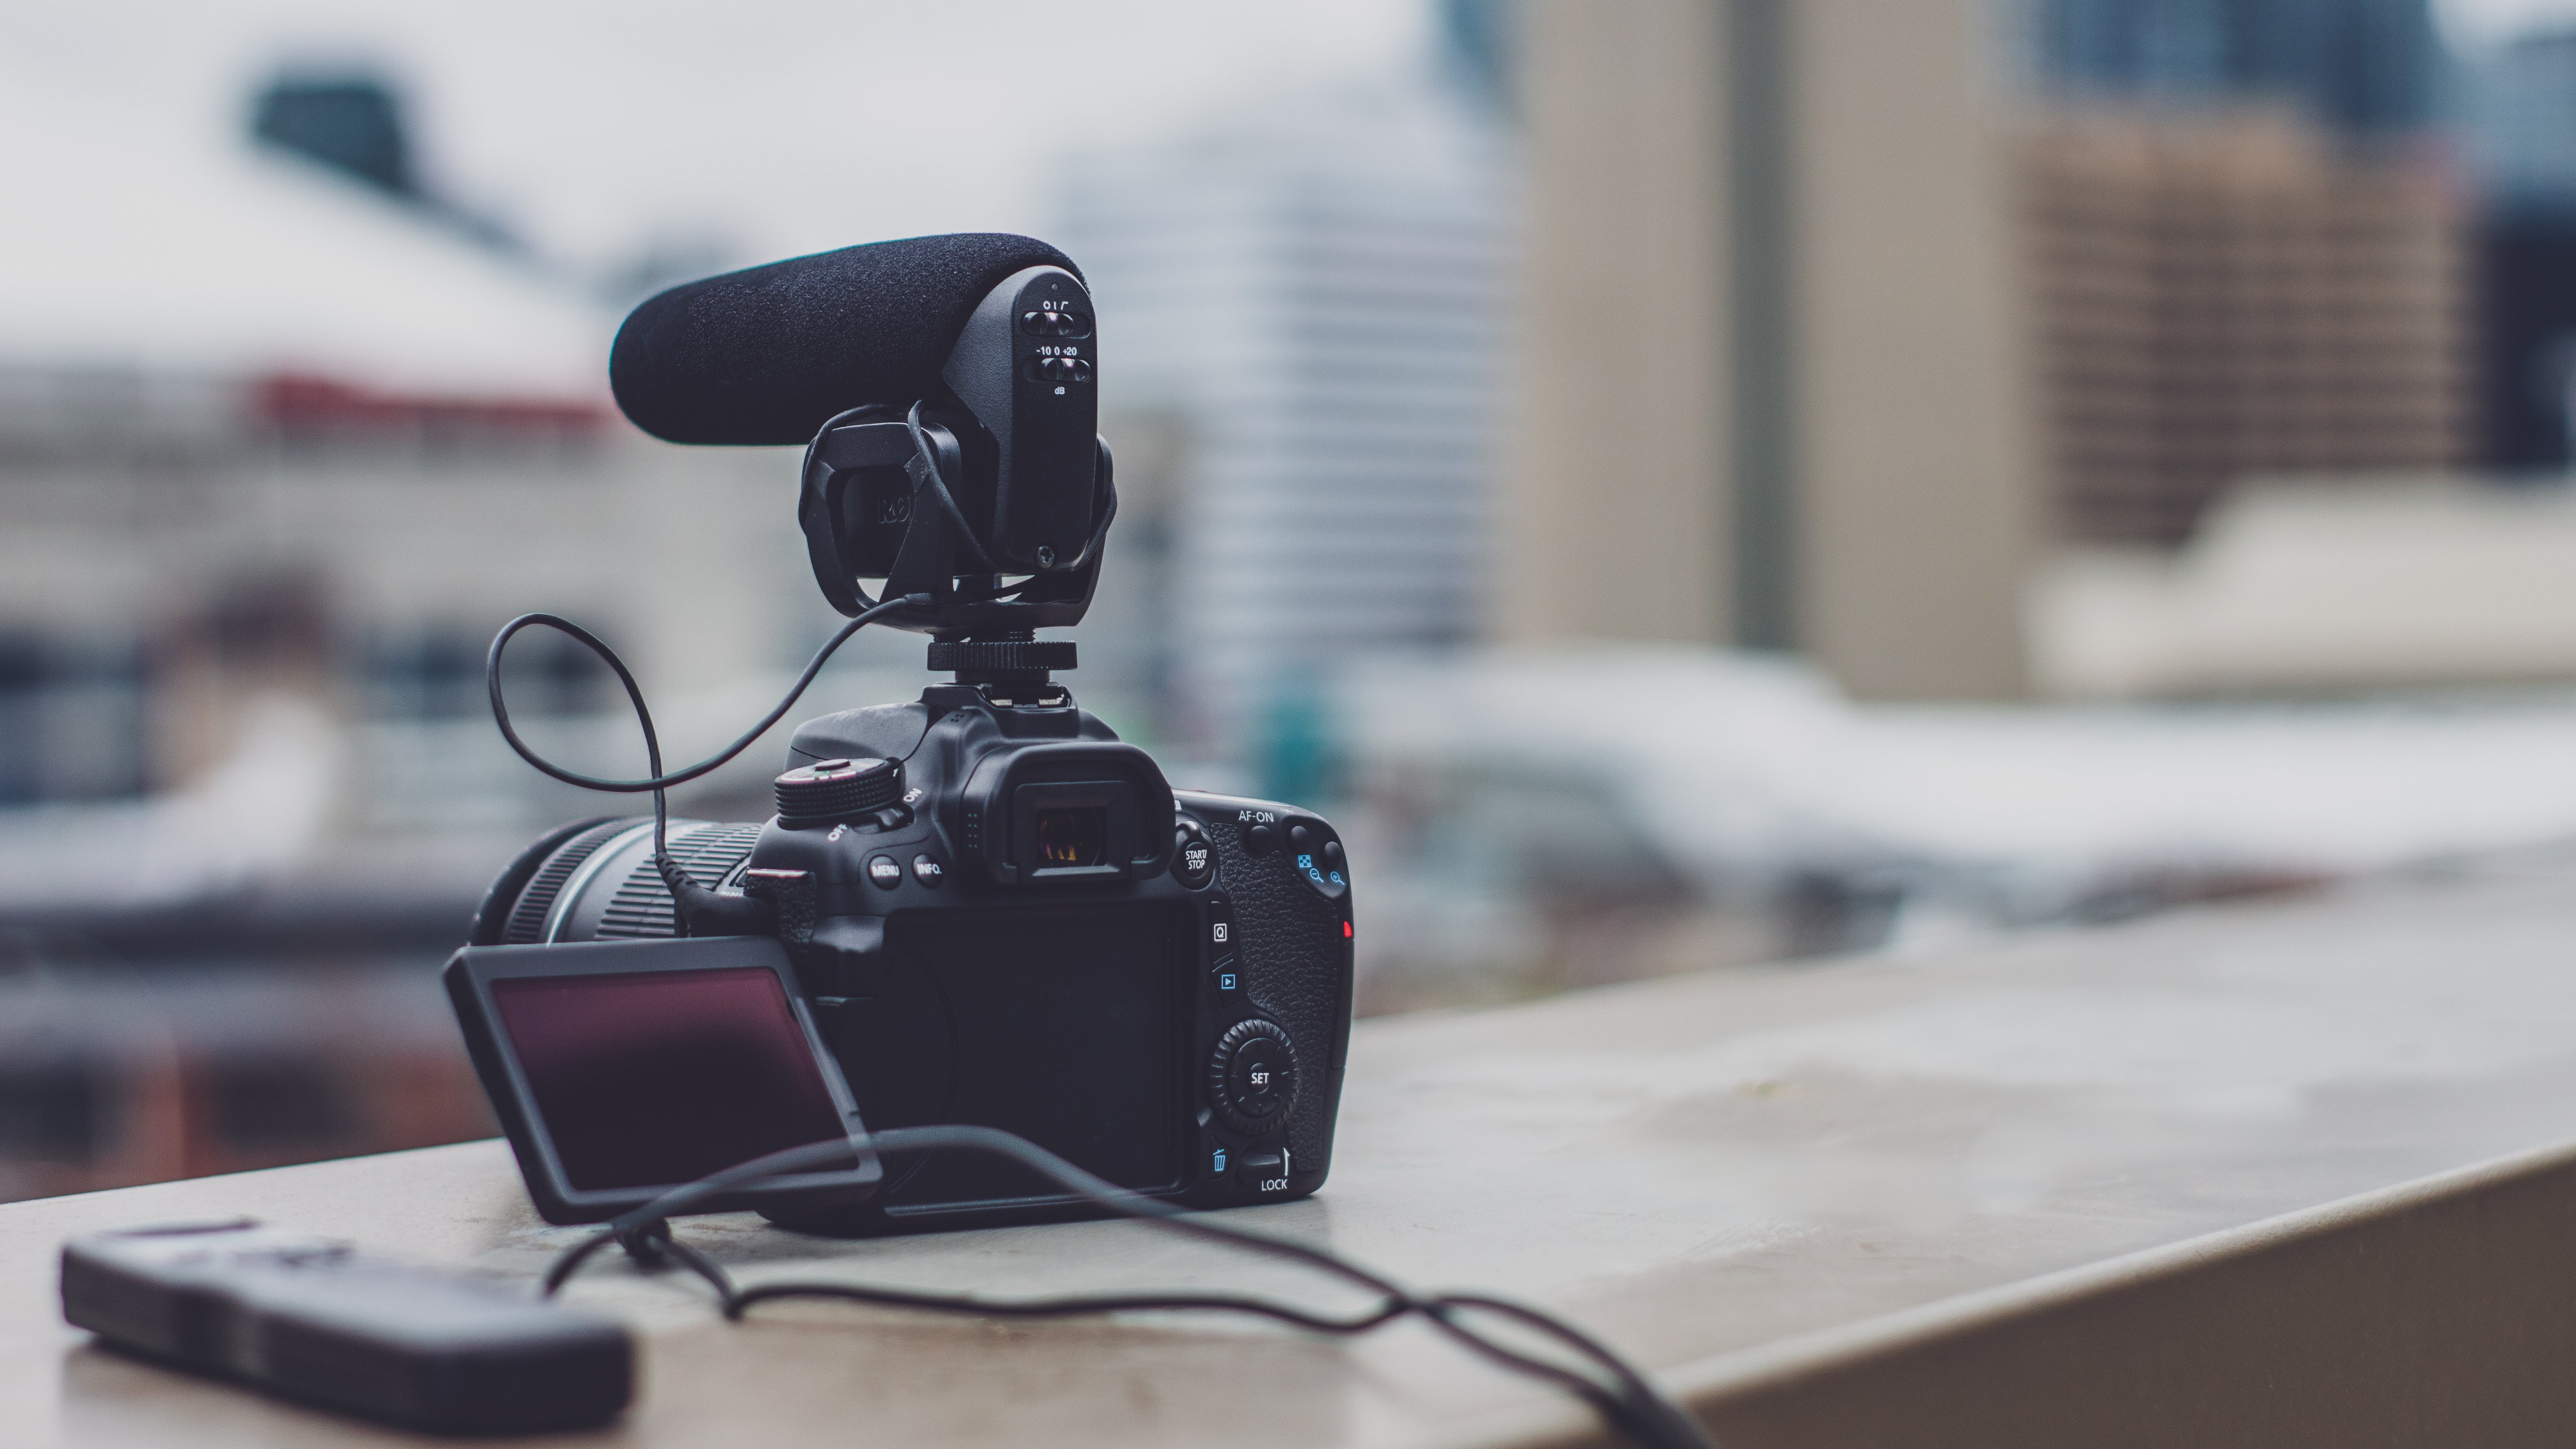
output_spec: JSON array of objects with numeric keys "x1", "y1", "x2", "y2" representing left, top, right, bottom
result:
[
  {"x1": 613, "y1": 1219, "x2": 673, "y2": 1270},
  {"x1": 654, "y1": 854, "x2": 776, "y2": 940}
]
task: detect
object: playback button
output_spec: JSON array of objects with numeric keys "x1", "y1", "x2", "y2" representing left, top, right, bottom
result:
[{"x1": 1204, "y1": 895, "x2": 1240, "y2": 993}]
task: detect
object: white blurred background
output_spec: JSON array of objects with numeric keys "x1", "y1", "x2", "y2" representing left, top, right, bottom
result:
[{"x1": 10, "y1": 0, "x2": 2576, "y2": 1195}]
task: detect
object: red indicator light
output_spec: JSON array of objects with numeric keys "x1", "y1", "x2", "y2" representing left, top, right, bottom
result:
[{"x1": 1343, "y1": 921, "x2": 1353, "y2": 938}]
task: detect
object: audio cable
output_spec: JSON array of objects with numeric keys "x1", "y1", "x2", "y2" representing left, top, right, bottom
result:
[
  {"x1": 483, "y1": 400, "x2": 1115, "y2": 919},
  {"x1": 545, "y1": 1127, "x2": 1717, "y2": 1449},
  {"x1": 487, "y1": 416, "x2": 1707, "y2": 1445}
]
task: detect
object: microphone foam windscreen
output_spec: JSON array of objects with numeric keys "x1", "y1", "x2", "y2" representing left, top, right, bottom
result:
[{"x1": 608, "y1": 233, "x2": 1082, "y2": 445}]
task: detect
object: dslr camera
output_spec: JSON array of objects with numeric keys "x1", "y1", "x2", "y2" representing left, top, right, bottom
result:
[{"x1": 453, "y1": 240, "x2": 1353, "y2": 1234}]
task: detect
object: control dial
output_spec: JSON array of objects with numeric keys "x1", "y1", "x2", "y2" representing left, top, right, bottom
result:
[
  {"x1": 775, "y1": 757, "x2": 904, "y2": 827},
  {"x1": 1207, "y1": 1019, "x2": 1300, "y2": 1137}
]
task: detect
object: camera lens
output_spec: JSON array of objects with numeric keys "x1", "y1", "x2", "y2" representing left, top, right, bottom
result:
[{"x1": 1033, "y1": 807, "x2": 1107, "y2": 868}]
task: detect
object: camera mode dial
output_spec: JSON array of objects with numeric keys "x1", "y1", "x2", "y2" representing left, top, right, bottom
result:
[
  {"x1": 1208, "y1": 1018, "x2": 1299, "y2": 1137},
  {"x1": 775, "y1": 757, "x2": 904, "y2": 827}
]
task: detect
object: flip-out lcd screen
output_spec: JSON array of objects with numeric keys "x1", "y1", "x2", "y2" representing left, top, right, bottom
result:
[{"x1": 491, "y1": 966, "x2": 851, "y2": 1191}]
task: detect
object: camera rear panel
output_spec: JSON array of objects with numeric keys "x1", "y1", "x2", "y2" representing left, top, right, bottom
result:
[
  {"x1": 834, "y1": 902, "x2": 1197, "y2": 1211},
  {"x1": 1181, "y1": 793, "x2": 1354, "y2": 1191},
  {"x1": 474, "y1": 784, "x2": 1356, "y2": 1238},
  {"x1": 773, "y1": 789, "x2": 1353, "y2": 1234}
]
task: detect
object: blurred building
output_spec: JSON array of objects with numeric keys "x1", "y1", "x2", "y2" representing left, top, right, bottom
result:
[
  {"x1": 2034, "y1": 476, "x2": 2576, "y2": 696},
  {"x1": 2022, "y1": 0, "x2": 2448, "y2": 139},
  {"x1": 2466, "y1": 27, "x2": 2576, "y2": 203},
  {"x1": 0, "y1": 62, "x2": 820, "y2": 850},
  {"x1": 0, "y1": 964, "x2": 489, "y2": 1201},
  {"x1": 1501, "y1": 0, "x2": 2039, "y2": 699},
  {"x1": 2019, "y1": 111, "x2": 2471, "y2": 544},
  {"x1": 252, "y1": 72, "x2": 420, "y2": 199},
  {"x1": 1498, "y1": 0, "x2": 2482, "y2": 699},
  {"x1": 1053, "y1": 80, "x2": 1510, "y2": 755},
  {"x1": 0, "y1": 62, "x2": 821, "y2": 1197},
  {"x1": 2465, "y1": 29, "x2": 2576, "y2": 469}
]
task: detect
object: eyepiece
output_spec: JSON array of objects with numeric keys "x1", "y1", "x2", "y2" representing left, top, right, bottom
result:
[{"x1": 1032, "y1": 806, "x2": 1108, "y2": 869}]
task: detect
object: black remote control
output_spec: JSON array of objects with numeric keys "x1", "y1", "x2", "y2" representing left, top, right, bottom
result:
[{"x1": 61, "y1": 1218, "x2": 632, "y2": 1434}]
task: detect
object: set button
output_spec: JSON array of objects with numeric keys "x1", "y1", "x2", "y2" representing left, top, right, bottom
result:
[{"x1": 1207, "y1": 1018, "x2": 1299, "y2": 1135}]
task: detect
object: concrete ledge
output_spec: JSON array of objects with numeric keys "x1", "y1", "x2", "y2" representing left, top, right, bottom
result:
[
  {"x1": 1674, "y1": 1138, "x2": 2576, "y2": 1449},
  {"x1": 9, "y1": 869, "x2": 2576, "y2": 1446}
]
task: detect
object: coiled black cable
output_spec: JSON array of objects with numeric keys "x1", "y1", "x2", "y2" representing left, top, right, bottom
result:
[
  {"x1": 489, "y1": 412, "x2": 1708, "y2": 1447},
  {"x1": 483, "y1": 595, "x2": 921, "y2": 879},
  {"x1": 544, "y1": 1128, "x2": 1716, "y2": 1449},
  {"x1": 486, "y1": 396, "x2": 1114, "y2": 884}
]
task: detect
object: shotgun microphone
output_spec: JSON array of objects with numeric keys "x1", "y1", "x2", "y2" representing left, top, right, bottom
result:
[
  {"x1": 608, "y1": 232, "x2": 1110, "y2": 638},
  {"x1": 608, "y1": 232, "x2": 1082, "y2": 446}
]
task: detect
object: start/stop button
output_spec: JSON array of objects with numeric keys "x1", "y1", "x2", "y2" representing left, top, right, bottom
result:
[{"x1": 1172, "y1": 820, "x2": 1215, "y2": 888}]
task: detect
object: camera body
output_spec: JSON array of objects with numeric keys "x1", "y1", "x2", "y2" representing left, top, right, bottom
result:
[
  {"x1": 471, "y1": 237, "x2": 1354, "y2": 1234},
  {"x1": 471, "y1": 684, "x2": 1353, "y2": 1235}
]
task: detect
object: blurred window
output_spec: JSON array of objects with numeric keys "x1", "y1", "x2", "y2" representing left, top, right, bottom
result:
[
  {"x1": 0, "y1": 634, "x2": 149, "y2": 804},
  {"x1": 0, "y1": 1056, "x2": 110, "y2": 1163},
  {"x1": 360, "y1": 627, "x2": 606, "y2": 721},
  {"x1": 210, "y1": 1056, "x2": 356, "y2": 1154}
]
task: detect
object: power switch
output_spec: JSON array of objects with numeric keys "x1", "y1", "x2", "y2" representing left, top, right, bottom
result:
[{"x1": 1236, "y1": 1149, "x2": 1291, "y2": 1194}]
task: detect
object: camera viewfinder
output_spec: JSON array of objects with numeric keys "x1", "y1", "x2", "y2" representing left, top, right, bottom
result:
[{"x1": 1034, "y1": 806, "x2": 1108, "y2": 869}]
